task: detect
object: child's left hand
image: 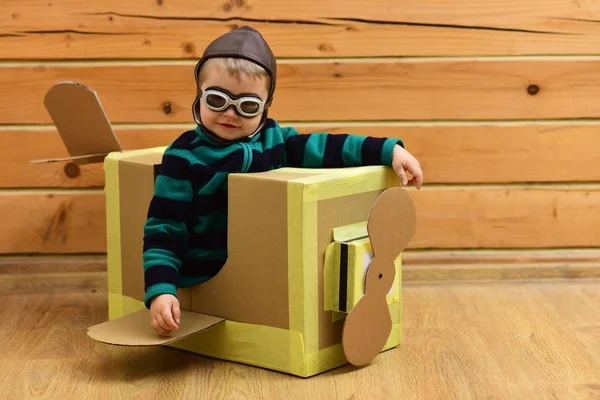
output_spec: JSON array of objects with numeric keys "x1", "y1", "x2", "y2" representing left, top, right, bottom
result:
[{"x1": 392, "y1": 145, "x2": 423, "y2": 190}]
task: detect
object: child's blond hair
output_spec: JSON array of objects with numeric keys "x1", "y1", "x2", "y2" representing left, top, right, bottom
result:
[{"x1": 197, "y1": 57, "x2": 271, "y2": 93}]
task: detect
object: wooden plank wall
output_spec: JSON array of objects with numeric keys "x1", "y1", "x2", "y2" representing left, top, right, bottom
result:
[{"x1": 2, "y1": 0, "x2": 600, "y2": 292}]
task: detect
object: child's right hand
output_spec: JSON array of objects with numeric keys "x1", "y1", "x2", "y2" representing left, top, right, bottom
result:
[
  {"x1": 392, "y1": 144, "x2": 423, "y2": 190},
  {"x1": 150, "y1": 294, "x2": 180, "y2": 334}
]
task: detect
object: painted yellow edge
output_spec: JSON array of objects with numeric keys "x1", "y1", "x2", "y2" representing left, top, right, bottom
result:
[
  {"x1": 292, "y1": 166, "x2": 399, "y2": 202},
  {"x1": 108, "y1": 146, "x2": 168, "y2": 161},
  {"x1": 104, "y1": 152, "x2": 123, "y2": 321},
  {"x1": 323, "y1": 242, "x2": 336, "y2": 312},
  {"x1": 287, "y1": 178, "x2": 320, "y2": 373},
  {"x1": 108, "y1": 292, "x2": 146, "y2": 318},
  {"x1": 333, "y1": 221, "x2": 368, "y2": 242},
  {"x1": 347, "y1": 244, "x2": 359, "y2": 311},
  {"x1": 287, "y1": 180, "x2": 307, "y2": 375},
  {"x1": 171, "y1": 319, "x2": 307, "y2": 377},
  {"x1": 332, "y1": 242, "x2": 341, "y2": 311},
  {"x1": 303, "y1": 193, "x2": 319, "y2": 355}
]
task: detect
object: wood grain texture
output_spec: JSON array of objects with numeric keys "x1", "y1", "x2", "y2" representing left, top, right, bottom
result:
[
  {"x1": 0, "y1": 255, "x2": 106, "y2": 274},
  {"x1": 10, "y1": 122, "x2": 600, "y2": 188},
  {"x1": 1, "y1": 249, "x2": 599, "y2": 295},
  {"x1": 403, "y1": 248, "x2": 600, "y2": 265},
  {"x1": 2, "y1": 0, "x2": 599, "y2": 29},
  {"x1": 0, "y1": 191, "x2": 105, "y2": 254},
  {"x1": 0, "y1": 272, "x2": 107, "y2": 295},
  {"x1": 3, "y1": 1, "x2": 600, "y2": 58},
  {"x1": 410, "y1": 185, "x2": 600, "y2": 249},
  {"x1": 0, "y1": 282, "x2": 598, "y2": 398},
  {"x1": 4, "y1": 187, "x2": 600, "y2": 254},
  {"x1": 3, "y1": 59, "x2": 600, "y2": 124},
  {"x1": 0, "y1": 256, "x2": 108, "y2": 295},
  {"x1": 404, "y1": 261, "x2": 600, "y2": 284},
  {"x1": 403, "y1": 249, "x2": 600, "y2": 283}
]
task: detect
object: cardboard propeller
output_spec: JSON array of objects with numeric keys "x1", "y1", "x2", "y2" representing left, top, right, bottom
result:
[
  {"x1": 341, "y1": 187, "x2": 416, "y2": 366},
  {"x1": 30, "y1": 81, "x2": 122, "y2": 165}
]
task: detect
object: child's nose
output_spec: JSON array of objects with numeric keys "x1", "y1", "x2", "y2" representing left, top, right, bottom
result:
[{"x1": 223, "y1": 106, "x2": 238, "y2": 117}]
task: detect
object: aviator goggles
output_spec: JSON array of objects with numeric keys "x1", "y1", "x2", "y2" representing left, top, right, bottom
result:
[{"x1": 200, "y1": 87, "x2": 266, "y2": 118}]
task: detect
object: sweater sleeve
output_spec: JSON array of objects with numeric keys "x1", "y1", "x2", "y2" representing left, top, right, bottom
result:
[
  {"x1": 280, "y1": 126, "x2": 404, "y2": 168},
  {"x1": 142, "y1": 146, "x2": 194, "y2": 308}
]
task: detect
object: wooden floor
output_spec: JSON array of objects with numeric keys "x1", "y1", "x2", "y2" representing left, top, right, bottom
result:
[{"x1": 1, "y1": 280, "x2": 599, "y2": 399}]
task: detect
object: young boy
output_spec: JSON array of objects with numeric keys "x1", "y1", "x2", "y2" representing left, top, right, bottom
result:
[{"x1": 144, "y1": 26, "x2": 423, "y2": 335}]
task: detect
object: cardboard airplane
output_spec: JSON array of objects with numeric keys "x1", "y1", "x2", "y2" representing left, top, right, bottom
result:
[{"x1": 33, "y1": 81, "x2": 417, "y2": 376}]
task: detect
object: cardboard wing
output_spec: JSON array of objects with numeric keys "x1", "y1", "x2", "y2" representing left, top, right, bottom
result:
[
  {"x1": 88, "y1": 309, "x2": 224, "y2": 346},
  {"x1": 30, "y1": 81, "x2": 122, "y2": 165}
]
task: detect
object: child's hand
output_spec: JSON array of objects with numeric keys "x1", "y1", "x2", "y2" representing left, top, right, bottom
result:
[
  {"x1": 150, "y1": 294, "x2": 180, "y2": 334},
  {"x1": 392, "y1": 145, "x2": 423, "y2": 190}
]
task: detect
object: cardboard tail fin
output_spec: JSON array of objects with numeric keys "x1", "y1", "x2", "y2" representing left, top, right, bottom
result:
[{"x1": 30, "y1": 81, "x2": 122, "y2": 165}]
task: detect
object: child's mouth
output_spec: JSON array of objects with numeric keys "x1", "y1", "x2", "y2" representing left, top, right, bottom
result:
[{"x1": 218, "y1": 123, "x2": 238, "y2": 129}]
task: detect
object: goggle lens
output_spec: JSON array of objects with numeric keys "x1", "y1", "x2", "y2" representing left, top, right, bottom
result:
[
  {"x1": 206, "y1": 93, "x2": 227, "y2": 109},
  {"x1": 239, "y1": 101, "x2": 260, "y2": 115}
]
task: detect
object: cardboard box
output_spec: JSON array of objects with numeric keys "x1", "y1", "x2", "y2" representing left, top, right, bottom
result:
[
  {"x1": 103, "y1": 147, "x2": 407, "y2": 377},
  {"x1": 33, "y1": 81, "x2": 417, "y2": 377}
]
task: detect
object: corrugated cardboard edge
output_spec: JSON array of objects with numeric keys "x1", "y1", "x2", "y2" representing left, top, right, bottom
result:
[{"x1": 87, "y1": 309, "x2": 224, "y2": 346}]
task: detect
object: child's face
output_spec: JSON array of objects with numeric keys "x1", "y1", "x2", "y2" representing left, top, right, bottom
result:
[{"x1": 199, "y1": 67, "x2": 269, "y2": 141}]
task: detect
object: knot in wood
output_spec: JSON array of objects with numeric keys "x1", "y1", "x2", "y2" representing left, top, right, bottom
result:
[
  {"x1": 64, "y1": 162, "x2": 80, "y2": 178},
  {"x1": 527, "y1": 84, "x2": 540, "y2": 95},
  {"x1": 183, "y1": 42, "x2": 195, "y2": 54},
  {"x1": 162, "y1": 101, "x2": 173, "y2": 115}
]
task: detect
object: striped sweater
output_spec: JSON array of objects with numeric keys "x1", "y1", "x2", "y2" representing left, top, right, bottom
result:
[{"x1": 142, "y1": 118, "x2": 404, "y2": 307}]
